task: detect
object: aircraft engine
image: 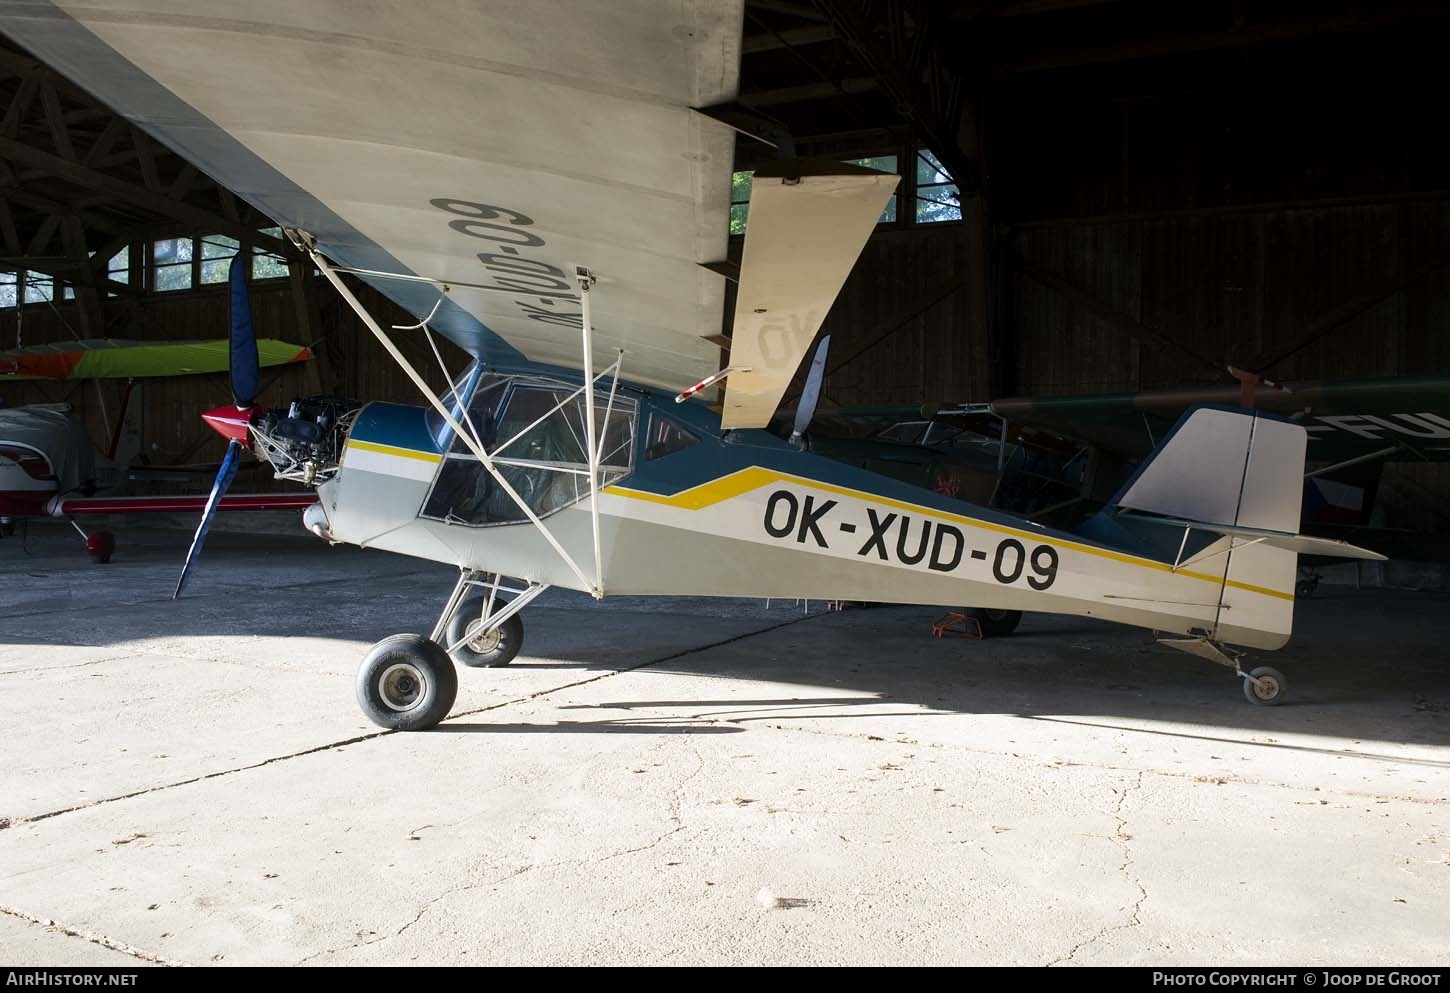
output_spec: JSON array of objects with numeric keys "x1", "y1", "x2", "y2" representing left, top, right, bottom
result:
[{"x1": 251, "y1": 395, "x2": 361, "y2": 486}]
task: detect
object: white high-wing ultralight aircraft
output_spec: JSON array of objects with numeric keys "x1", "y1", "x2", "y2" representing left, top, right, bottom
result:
[{"x1": 1, "y1": 2, "x2": 1383, "y2": 729}]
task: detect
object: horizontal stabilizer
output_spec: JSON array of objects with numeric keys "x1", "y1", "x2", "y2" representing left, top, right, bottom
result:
[
  {"x1": 1119, "y1": 512, "x2": 1388, "y2": 561},
  {"x1": 721, "y1": 159, "x2": 898, "y2": 429}
]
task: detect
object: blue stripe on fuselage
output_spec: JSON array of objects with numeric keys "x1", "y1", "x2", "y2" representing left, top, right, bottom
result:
[{"x1": 350, "y1": 403, "x2": 444, "y2": 455}]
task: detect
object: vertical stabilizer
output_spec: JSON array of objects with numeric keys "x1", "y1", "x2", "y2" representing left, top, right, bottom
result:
[
  {"x1": 1111, "y1": 407, "x2": 1306, "y2": 648},
  {"x1": 1114, "y1": 407, "x2": 1305, "y2": 532}
]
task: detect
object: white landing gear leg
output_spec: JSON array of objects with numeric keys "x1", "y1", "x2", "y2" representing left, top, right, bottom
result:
[
  {"x1": 432, "y1": 569, "x2": 549, "y2": 669},
  {"x1": 1158, "y1": 636, "x2": 1288, "y2": 706}
]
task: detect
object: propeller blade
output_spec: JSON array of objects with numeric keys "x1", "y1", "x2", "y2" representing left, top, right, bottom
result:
[
  {"x1": 790, "y1": 334, "x2": 831, "y2": 445},
  {"x1": 228, "y1": 254, "x2": 260, "y2": 407},
  {"x1": 172, "y1": 438, "x2": 242, "y2": 599}
]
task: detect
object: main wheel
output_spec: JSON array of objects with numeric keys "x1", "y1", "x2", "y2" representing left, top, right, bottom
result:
[
  {"x1": 1242, "y1": 665, "x2": 1287, "y2": 706},
  {"x1": 964, "y1": 607, "x2": 1022, "y2": 638},
  {"x1": 86, "y1": 531, "x2": 115, "y2": 564},
  {"x1": 444, "y1": 595, "x2": 524, "y2": 668},
  {"x1": 356, "y1": 634, "x2": 457, "y2": 731}
]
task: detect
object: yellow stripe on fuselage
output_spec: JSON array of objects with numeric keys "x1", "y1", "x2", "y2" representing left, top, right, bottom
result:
[
  {"x1": 604, "y1": 467, "x2": 1293, "y2": 601},
  {"x1": 346, "y1": 439, "x2": 443, "y2": 464}
]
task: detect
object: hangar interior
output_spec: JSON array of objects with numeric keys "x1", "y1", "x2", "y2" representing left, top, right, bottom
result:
[
  {"x1": 1, "y1": 0, "x2": 1448, "y2": 969},
  {"x1": 3, "y1": 0, "x2": 1448, "y2": 547}
]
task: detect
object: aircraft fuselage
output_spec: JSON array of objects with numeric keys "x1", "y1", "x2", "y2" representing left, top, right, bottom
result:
[{"x1": 312, "y1": 369, "x2": 1295, "y2": 651}]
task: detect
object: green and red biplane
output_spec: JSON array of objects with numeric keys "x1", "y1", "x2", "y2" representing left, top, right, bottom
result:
[{"x1": 0, "y1": 297, "x2": 317, "y2": 562}]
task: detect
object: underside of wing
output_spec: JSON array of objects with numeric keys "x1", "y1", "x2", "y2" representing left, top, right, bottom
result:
[{"x1": 0, "y1": 1, "x2": 743, "y2": 392}]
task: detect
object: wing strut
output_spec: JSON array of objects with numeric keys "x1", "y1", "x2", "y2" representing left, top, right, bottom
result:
[{"x1": 297, "y1": 233, "x2": 618, "y2": 598}]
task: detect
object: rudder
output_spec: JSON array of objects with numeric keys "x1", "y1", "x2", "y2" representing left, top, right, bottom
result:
[{"x1": 1112, "y1": 407, "x2": 1305, "y2": 648}]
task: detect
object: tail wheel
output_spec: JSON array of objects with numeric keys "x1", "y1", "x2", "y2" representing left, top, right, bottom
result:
[
  {"x1": 1243, "y1": 665, "x2": 1287, "y2": 706},
  {"x1": 445, "y1": 595, "x2": 524, "y2": 668},
  {"x1": 964, "y1": 607, "x2": 1022, "y2": 638},
  {"x1": 356, "y1": 634, "x2": 457, "y2": 730}
]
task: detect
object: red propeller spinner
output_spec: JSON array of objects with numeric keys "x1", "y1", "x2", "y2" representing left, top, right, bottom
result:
[{"x1": 200, "y1": 402, "x2": 261, "y2": 447}]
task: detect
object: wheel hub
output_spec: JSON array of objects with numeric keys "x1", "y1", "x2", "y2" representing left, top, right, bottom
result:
[
  {"x1": 465, "y1": 618, "x2": 503, "y2": 654},
  {"x1": 1250, "y1": 674, "x2": 1279, "y2": 699},
  {"x1": 379, "y1": 662, "x2": 426, "y2": 712}
]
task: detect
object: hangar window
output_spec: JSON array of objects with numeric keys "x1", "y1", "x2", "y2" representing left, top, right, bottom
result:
[
  {"x1": 107, "y1": 246, "x2": 130, "y2": 295},
  {"x1": 731, "y1": 154, "x2": 899, "y2": 234},
  {"x1": 0, "y1": 272, "x2": 56, "y2": 307},
  {"x1": 915, "y1": 149, "x2": 961, "y2": 224},
  {"x1": 200, "y1": 236, "x2": 240, "y2": 284},
  {"x1": 421, "y1": 376, "x2": 636, "y2": 527},
  {"x1": 23, "y1": 274, "x2": 53, "y2": 304},
  {"x1": 152, "y1": 237, "x2": 194, "y2": 291},
  {"x1": 252, "y1": 227, "x2": 289, "y2": 281},
  {"x1": 843, "y1": 155, "x2": 899, "y2": 222},
  {"x1": 730, "y1": 170, "x2": 752, "y2": 235}
]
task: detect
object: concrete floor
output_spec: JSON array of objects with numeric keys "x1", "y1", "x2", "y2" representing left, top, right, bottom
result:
[{"x1": 2, "y1": 521, "x2": 1447, "y2": 966}]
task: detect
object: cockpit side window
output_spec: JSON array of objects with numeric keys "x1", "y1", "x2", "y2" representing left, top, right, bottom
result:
[
  {"x1": 644, "y1": 414, "x2": 699, "y2": 461},
  {"x1": 420, "y1": 378, "x2": 636, "y2": 528}
]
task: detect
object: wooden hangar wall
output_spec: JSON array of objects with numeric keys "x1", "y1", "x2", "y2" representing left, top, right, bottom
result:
[
  {"x1": 987, "y1": 21, "x2": 1450, "y2": 539},
  {"x1": 738, "y1": 10, "x2": 1450, "y2": 407},
  {"x1": 729, "y1": 2, "x2": 1450, "y2": 539},
  {"x1": 994, "y1": 33, "x2": 1450, "y2": 397},
  {"x1": 3, "y1": 5, "x2": 1446, "y2": 531}
]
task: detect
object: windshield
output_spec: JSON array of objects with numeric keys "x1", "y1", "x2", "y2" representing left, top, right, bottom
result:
[{"x1": 426, "y1": 361, "x2": 486, "y2": 450}]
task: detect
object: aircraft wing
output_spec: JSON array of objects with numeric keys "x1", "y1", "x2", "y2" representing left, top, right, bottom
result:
[
  {"x1": 0, "y1": 338, "x2": 310, "y2": 380},
  {"x1": 987, "y1": 376, "x2": 1450, "y2": 464},
  {"x1": 0, "y1": 2, "x2": 744, "y2": 394}
]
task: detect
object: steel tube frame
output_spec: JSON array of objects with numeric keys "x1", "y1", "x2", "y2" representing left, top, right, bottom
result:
[
  {"x1": 431, "y1": 568, "x2": 550, "y2": 647},
  {"x1": 577, "y1": 267, "x2": 604, "y2": 597}
]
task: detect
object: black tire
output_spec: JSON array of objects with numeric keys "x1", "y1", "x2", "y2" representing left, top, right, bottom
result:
[
  {"x1": 964, "y1": 607, "x2": 1022, "y2": 638},
  {"x1": 355, "y1": 634, "x2": 457, "y2": 731},
  {"x1": 444, "y1": 595, "x2": 524, "y2": 668}
]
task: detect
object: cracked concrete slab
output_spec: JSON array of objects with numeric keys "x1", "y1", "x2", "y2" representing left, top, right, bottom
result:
[
  {"x1": 1, "y1": 522, "x2": 1448, "y2": 965},
  {"x1": 0, "y1": 911, "x2": 162, "y2": 968}
]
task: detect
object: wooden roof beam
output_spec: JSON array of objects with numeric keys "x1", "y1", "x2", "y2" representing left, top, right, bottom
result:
[
  {"x1": 742, "y1": 24, "x2": 836, "y2": 53},
  {"x1": 0, "y1": 135, "x2": 293, "y2": 256}
]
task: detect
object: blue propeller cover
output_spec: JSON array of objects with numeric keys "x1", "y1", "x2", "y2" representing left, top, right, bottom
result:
[
  {"x1": 172, "y1": 437, "x2": 242, "y2": 599},
  {"x1": 229, "y1": 254, "x2": 260, "y2": 407}
]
